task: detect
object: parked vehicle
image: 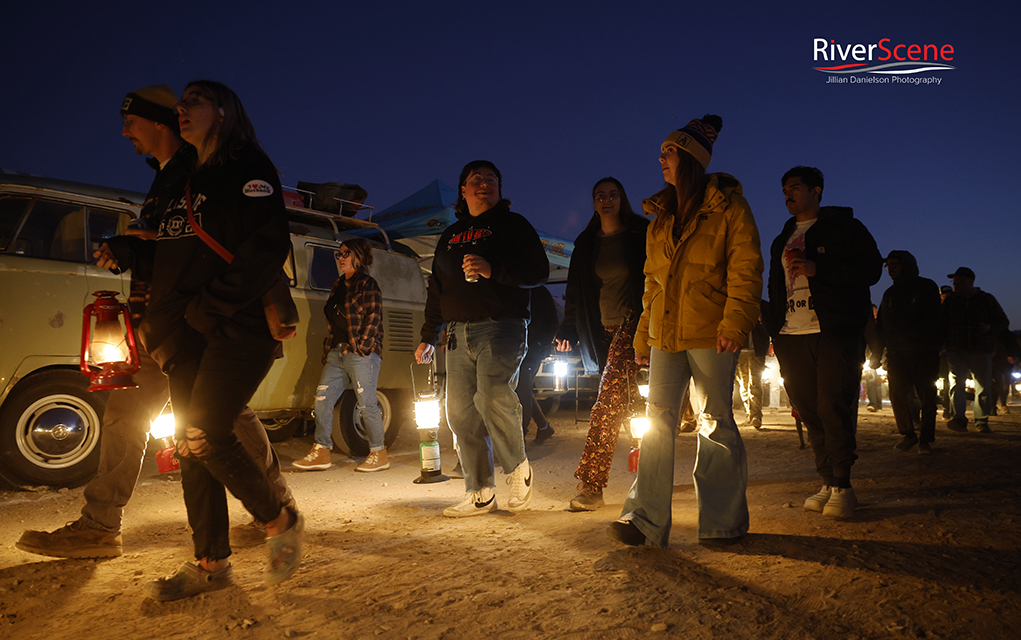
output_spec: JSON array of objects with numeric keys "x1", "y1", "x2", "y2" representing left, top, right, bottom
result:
[{"x1": 0, "y1": 172, "x2": 427, "y2": 489}]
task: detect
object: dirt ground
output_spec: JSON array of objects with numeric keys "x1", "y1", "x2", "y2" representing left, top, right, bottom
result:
[{"x1": 1, "y1": 400, "x2": 1020, "y2": 640}]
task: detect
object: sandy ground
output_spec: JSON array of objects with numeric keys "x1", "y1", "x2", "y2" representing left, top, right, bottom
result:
[{"x1": 1, "y1": 401, "x2": 1020, "y2": 640}]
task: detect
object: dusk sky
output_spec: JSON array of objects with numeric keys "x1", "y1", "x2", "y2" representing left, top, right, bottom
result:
[{"x1": 3, "y1": 1, "x2": 1018, "y2": 321}]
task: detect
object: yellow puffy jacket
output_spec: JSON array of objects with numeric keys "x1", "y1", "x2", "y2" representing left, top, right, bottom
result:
[{"x1": 634, "y1": 173, "x2": 764, "y2": 356}]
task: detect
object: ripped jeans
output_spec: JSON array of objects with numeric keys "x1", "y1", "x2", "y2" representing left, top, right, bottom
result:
[
  {"x1": 313, "y1": 348, "x2": 384, "y2": 452},
  {"x1": 620, "y1": 347, "x2": 748, "y2": 548},
  {"x1": 168, "y1": 323, "x2": 283, "y2": 561}
]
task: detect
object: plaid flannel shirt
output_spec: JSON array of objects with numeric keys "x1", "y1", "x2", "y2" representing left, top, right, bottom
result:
[{"x1": 322, "y1": 271, "x2": 384, "y2": 363}]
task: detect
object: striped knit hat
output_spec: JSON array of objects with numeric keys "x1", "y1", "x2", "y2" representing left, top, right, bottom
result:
[{"x1": 661, "y1": 114, "x2": 723, "y2": 169}]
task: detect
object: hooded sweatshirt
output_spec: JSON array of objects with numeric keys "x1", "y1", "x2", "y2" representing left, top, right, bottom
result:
[
  {"x1": 420, "y1": 199, "x2": 549, "y2": 345},
  {"x1": 876, "y1": 250, "x2": 941, "y2": 354},
  {"x1": 138, "y1": 143, "x2": 290, "y2": 368}
]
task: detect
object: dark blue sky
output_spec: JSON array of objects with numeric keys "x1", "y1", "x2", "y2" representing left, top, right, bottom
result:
[{"x1": 3, "y1": 1, "x2": 1018, "y2": 321}]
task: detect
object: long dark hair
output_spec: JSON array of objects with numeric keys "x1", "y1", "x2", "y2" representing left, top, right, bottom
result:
[
  {"x1": 651, "y1": 150, "x2": 708, "y2": 234},
  {"x1": 184, "y1": 80, "x2": 268, "y2": 168},
  {"x1": 592, "y1": 176, "x2": 638, "y2": 219}
]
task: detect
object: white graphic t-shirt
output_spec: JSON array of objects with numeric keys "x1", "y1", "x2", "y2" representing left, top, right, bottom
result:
[{"x1": 779, "y1": 219, "x2": 820, "y2": 335}]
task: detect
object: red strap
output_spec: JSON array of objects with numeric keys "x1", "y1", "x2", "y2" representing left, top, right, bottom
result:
[{"x1": 185, "y1": 182, "x2": 234, "y2": 264}]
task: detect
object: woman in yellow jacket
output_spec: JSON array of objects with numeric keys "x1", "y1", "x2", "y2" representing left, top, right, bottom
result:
[{"x1": 608, "y1": 115, "x2": 763, "y2": 549}]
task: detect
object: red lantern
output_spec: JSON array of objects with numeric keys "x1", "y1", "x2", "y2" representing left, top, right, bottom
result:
[{"x1": 80, "y1": 291, "x2": 140, "y2": 391}]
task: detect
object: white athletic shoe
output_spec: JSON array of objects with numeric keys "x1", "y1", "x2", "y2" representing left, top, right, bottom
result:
[
  {"x1": 443, "y1": 487, "x2": 497, "y2": 518},
  {"x1": 804, "y1": 485, "x2": 832, "y2": 512},
  {"x1": 506, "y1": 460, "x2": 533, "y2": 513},
  {"x1": 823, "y1": 486, "x2": 858, "y2": 519}
]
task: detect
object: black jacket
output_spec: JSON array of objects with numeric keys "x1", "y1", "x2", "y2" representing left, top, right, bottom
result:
[
  {"x1": 139, "y1": 144, "x2": 197, "y2": 231},
  {"x1": 420, "y1": 199, "x2": 549, "y2": 345},
  {"x1": 876, "y1": 250, "x2": 941, "y2": 354},
  {"x1": 766, "y1": 206, "x2": 883, "y2": 338},
  {"x1": 941, "y1": 288, "x2": 1010, "y2": 354},
  {"x1": 555, "y1": 212, "x2": 648, "y2": 375},
  {"x1": 115, "y1": 144, "x2": 197, "y2": 321},
  {"x1": 111, "y1": 144, "x2": 290, "y2": 369}
]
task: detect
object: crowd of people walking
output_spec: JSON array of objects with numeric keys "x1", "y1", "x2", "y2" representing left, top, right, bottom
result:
[{"x1": 12, "y1": 85, "x2": 1016, "y2": 601}]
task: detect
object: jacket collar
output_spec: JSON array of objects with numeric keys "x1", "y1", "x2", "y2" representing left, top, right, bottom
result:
[{"x1": 642, "y1": 173, "x2": 742, "y2": 219}]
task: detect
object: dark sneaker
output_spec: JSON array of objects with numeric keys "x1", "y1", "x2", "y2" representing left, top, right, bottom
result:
[
  {"x1": 568, "y1": 483, "x2": 604, "y2": 511},
  {"x1": 946, "y1": 418, "x2": 968, "y2": 432},
  {"x1": 607, "y1": 519, "x2": 646, "y2": 546},
  {"x1": 443, "y1": 487, "x2": 497, "y2": 517},
  {"x1": 144, "y1": 562, "x2": 234, "y2": 601},
  {"x1": 534, "y1": 424, "x2": 556, "y2": 444},
  {"x1": 16, "y1": 520, "x2": 122, "y2": 559},
  {"x1": 895, "y1": 434, "x2": 919, "y2": 452},
  {"x1": 918, "y1": 441, "x2": 933, "y2": 455},
  {"x1": 977, "y1": 423, "x2": 992, "y2": 433}
]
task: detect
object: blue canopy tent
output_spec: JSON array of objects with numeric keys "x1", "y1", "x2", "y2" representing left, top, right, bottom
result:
[
  {"x1": 370, "y1": 179, "x2": 458, "y2": 239},
  {"x1": 371, "y1": 180, "x2": 574, "y2": 283}
]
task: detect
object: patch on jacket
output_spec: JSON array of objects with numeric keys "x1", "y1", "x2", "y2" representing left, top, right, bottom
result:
[
  {"x1": 448, "y1": 229, "x2": 492, "y2": 245},
  {"x1": 242, "y1": 180, "x2": 274, "y2": 197}
]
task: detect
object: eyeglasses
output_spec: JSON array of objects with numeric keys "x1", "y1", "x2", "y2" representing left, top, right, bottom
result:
[
  {"x1": 335, "y1": 250, "x2": 352, "y2": 259},
  {"x1": 594, "y1": 193, "x2": 620, "y2": 203},
  {"x1": 122, "y1": 116, "x2": 141, "y2": 130}
]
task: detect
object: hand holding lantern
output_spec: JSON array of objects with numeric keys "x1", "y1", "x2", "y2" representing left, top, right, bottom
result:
[{"x1": 80, "y1": 291, "x2": 140, "y2": 391}]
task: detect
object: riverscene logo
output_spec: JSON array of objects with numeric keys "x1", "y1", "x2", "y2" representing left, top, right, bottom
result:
[{"x1": 813, "y1": 38, "x2": 954, "y2": 84}]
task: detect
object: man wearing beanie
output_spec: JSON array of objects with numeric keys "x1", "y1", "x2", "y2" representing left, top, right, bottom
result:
[
  {"x1": 940, "y1": 267, "x2": 1010, "y2": 433},
  {"x1": 765, "y1": 166, "x2": 882, "y2": 520},
  {"x1": 17, "y1": 85, "x2": 294, "y2": 559}
]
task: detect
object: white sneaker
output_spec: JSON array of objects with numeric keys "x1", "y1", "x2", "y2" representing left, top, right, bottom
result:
[
  {"x1": 823, "y1": 486, "x2": 858, "y2": 519},
  {"x1": 443, "y1": 487, "x2": 497, "y2": 518},
  {"x1": 506, "y1": 459, "x2": 533, "y2": 513},
  {"x1": 804, "y1": 485, "x2": 832, "y2": 512}
]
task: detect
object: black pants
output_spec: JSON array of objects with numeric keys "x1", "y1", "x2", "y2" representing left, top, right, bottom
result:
[
  {"x1": 887, "y1": 350, "x2": 939, "y2": 443},
  {"x1": 516, "y1": 345, "x2": 547, "y2": 431},
  {"x1": 774, "y1": 332, "x2": 863, "y2": 488},
  {"x1": 169, "y1": 322, "x2": 282, "y2": 561}
]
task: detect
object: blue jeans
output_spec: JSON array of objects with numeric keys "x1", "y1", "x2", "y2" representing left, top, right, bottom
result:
[
  {"x1": 620, "y1": 347, "x2": 749, "y2": 548},
  {"x1": 445, "y1": 319, "x2": 527, "y2": 492},
  {"x1": 947, "y1": 350, "x2": 993, "y2": 426},
  {"x1": 313, "y1": 348, "x2": 384, "y2": 452}
]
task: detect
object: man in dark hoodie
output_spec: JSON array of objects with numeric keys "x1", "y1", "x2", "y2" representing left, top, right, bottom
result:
[
  {"x1": 940, "y1": 267, "x2": 1010, "y2": 433},
  {"x1": 766, "y1": 166, "x2": 883, "y2": 520},
  {"x1": 415, "y1": 160, "x2": 549, "y2": 518},
  {"x1": 876, "y1": 251, "x2": 942, "y2": 454}
]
